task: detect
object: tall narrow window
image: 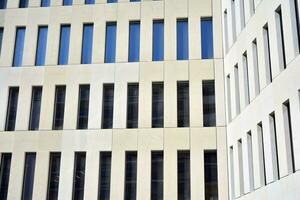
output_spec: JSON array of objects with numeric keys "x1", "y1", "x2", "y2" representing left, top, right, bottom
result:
[
  {"x1": 124, "y1": 151, "x2": 137, "y2": 200},
  {"x1": 13, "y1": 27, "x2": 26, "y2": 67},
  {"x1": 275, "y1": 6, "x2": 286, "y2": 69},
  {"x1": 58, "y1": 25, "x2": 71, "y2": 65},
  {"x1": 177, "y1": 82, "x2": 189, "y2": 127},
  {"x1": 0, "y1": 153, "x2": 12, "y2": 200},
  {"x1": 178, "y1": 151, "x2": 190, "y2": 200},
  {"x1": 249, "y1": 0, "x2": 255, "y2": 16},
  {"x1": 226, "y1": 75, "x2": 232, "y2": 122},
  {"x1": 151, "y1": 151, "x2": 163, "y2": 200},
  {"x1": 152, "y1": 20, "x2": 164, "y2": 61},
  {"x1": 53, "y1": 86, "x2": 66, "y2": 130},
  {"x1": 202, "y1": 80, "x2": 216, "y2": 127},
  {"x1": 229, "y1": 146, "x2": 235, "y2": 199},
  {"x1": 101, "y1": 84, "x2": 114, "y2": 129},
  {"x1": 47, "y1": 153, "x2": 61, "y2": 200},
  {"x1": 81, "y1": 24, "x2": 93, "y2": 64},
  {"x1": 5, "y1": 87, "x2": 19, "y2": 131},
  {"x1": 231, "y1": 0, "x2": 237, "y2": 41},
  {"x1": 72, "y1": 152, "x2": 86, "y2": 200},
  {"x1": 204, "y1": 150, "x2": 218, "y2": 200},
  {"x1": 19, "y1": 0, "x2": 28, "y2": 8},
  {"x1": 294, "y1": 0, "x2": 300, "y2": 52},
  {"x1": 41, "y1": 0, "x2": 50, "y2": 7},
  {"x1": 21, "y1": 153, "x2": 36, "y2": 200},
  {"x1": 224, "y1": 10, "x2": 229, "y2": 52},
  {"x1": 269, "y1": 112, "x2": 280, "y2": 180},
  {"x1": 104, "y1": 22, "x2": 116, "y2": 63},
  {"x1": 152, "y1": 82, "x2": 164, "y2": 128},
  {"x1": 85, "y1": 0, "x2": 95, "y2": 4},
  {"x1": 242, "y1": 52, "x2": 250, "y2": 105},
  {"x1": 263, "y1": 24, "x2": 272, "y2": 83},
  {"x1": 247, "y1": 131, "x2": 254, "y2": 192},
  {"x1": 98, "y1": 152, "x2": 112, "y2": 200},
  {"x1": 128, "y1": 21, "x2": 140, "y2": 62},
  {"x1": 177, "y1": 19, "x2": 189, "y2": 60},
  {"x1": 107, "y1": 0, "x2": 117, "y2": 3},
  {"x1": 238, "y1": 0, "x2": 245, "y2": 29},
  {"x1": 0, "y1": 27, "x2": 3, "y2": 55},
  {"x1": 257, "y1": 122, "x2": 266, "y2": 186},
  {"x1": 63, "y1": 0, "x2": 73, "y2": 6},
  {"x1": 0, "y1": 0, "x2": 7, "y2": 9},
  {"x1": 77, "y1": 85, "x2": 90, "y2": 129},
  {"x1": 28, "y1": 87, "x2": 43, "y2": 131},
  {"x1": 237, "y1": 139, "x2": 244, "y2": 195},
  {"x1": 252, "y1": 39, "x2": 260, "y2": 95},
  {"x1": 234, "y1": 64, "x2": 240, "y2": 115},
  {"x1": 127, "y1": 83, "x2": 139, "y2": 128},
  {"x1": 201, "y1": 18, "x2": 214, "y2": 59},
  {"x1": 35, "y1": 26, "x2": 48, "y2": 66}
]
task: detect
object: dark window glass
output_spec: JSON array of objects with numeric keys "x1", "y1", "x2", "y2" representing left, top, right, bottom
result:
[
  {"x1": 77, "y1": 85, "x2": 90, "y2": 129},
  {"x1": 0, "y1": 28, "x2": 3, "y2": 54},
  {"x1": 127, "y1": 84, "x2": 139, "y2": 128},
  {"x1": 275, "y1": 6, "x2": 286, "y2": 69},
  {"x1": 58, "y1": 25, "x2": 71, "y2": 65},
  {"x1": 102, "y1": 84, "x2": 114, "y2": 129},
  {"x1": 128, "y1": 21, "x2": 140, "y2": 62},
  {"x1": 29, "y1": 87, "x2": 43, "y2": 131},
  {"x1": 202, "y1": 80, "x2": 216, "y2": 127},
  {"x1": 130, "y1": 0, "x2": 140, "y2": 2},
  {"x1": 201, "y1": 18, "x2": 214, "y2": 59},
  {"x1": 152, "y1": 20, "x2": 164, "y2": 61},
  {"x1": 0, "y1": 153, "x2": 12, "y2": 200},
  {"x1": 0, "y1": 0, "x2": 7, "y2": 9},
  {"x1": 152, "y1": 83, "x2": 164, "y2": 128},
  {"x1": 21, "y1": 153, "x2": 36, "y2": 200},
  {"x1": 85, "y1": 0, "x2": 95, "y2": 4},
  {"x1": 41, "y1": 0, "x2": 50, "y2": 7},
  {"x1": 151, "y1": 151, "x2": 163, "y2": 200},
  {"x1": 13, "y1": 27, "x2": 26, "y2": 67},
  {"x1": 177, "y1": 82, "x2": 189, "y2": 127},
  {"x1": 35, "y1": 26, "x2": 48, "y2": 66},
  {"x1": 5, "y1": 87, "x2": 19, "y2": 131},
  {"x1": 178, "y1": 151, "x2": 190, "y2": 200},
  {"x1": 177, "y1": 19, "x2": 188, "y2": 60},
  {"x1": 98, "y1": 152, "x2": 112, "y2": 200},
  {"x1": 124, "y1": 152, "x2": 137, "y2": 200},
  {"x1": 46, "y1": 153, "x2": 61, "y2": 200},
  {"x1": 19, "y1": 0, "x2": 28, "y2": 8},
  {"x1": 52, "y1": 86, "x2": 66, "y2": 130},
  {"x1": 105, "y1": 22, "x2": 117, "y2": 63},
  {"x1": 204, "y1": 150, "x2": 218, "y2": 200},
  {"x1": 107, "y1": 0, "x2": 117, "y2": 3},
  {"x1": 81, "y1": 24, "x2": 93, "y2": 64},
  {"x1": 72, "y1": 152, "x2": 86, "y2": 200},
  {"x1": 63, "y1": 0, "x2": 73, "y2": 5}
]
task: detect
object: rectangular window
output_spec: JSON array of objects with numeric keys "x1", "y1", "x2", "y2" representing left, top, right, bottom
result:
[
  {"x1": 177, "y1": 81, "x2": 190, "y2": 127},
  {"x1": 252, "y1": 39, "x2": 260, "y2": 95},
  {"x1": 127, "y1": 83, "x2": 139, "y2": 129},
  {"x1": 101, "y1": 84, "x2": 114, "y2": 129},
  {"x1": 238, "y1": 0, "x2": 245, "y2": 29},
  {"x1": 246, "y1": 131, "x2": 254, "y2": 191},
  {"x1": 152, "y1": 82, "x2": 164, "y2": 128},
  {"x1": 294, "y1": 0, "x2": 300, "y2": 52},
  {"x1": 237, "y1": 139, "x2": 244, "y2": 195},
  {"x1": 257, "y1": 122, "x2": 266, "y2": 186},
  {"x1": 275, "y1": 6, "x2": 287, "y2": 69},
  {"x1": 85, "y1": 0, "x2": 95, "y2": 4},
  {"x1": 81, "y1": 24, "x2": 93, "y2": 64},
  {"x1": 104, "y1": 22, "x2": 116, "y2": 63},
  {"x1": 35, "y1": 26, "x2": 48, "y2": 66},
  {"x1": 0, "y1": 27, "x2": 3, "y2": 55},
  {"x1": 152, "y1": 20, "x2": 164, "y2": 61},
  {"x1": 63, "y1": 0, "x2": 73, "y2": 5},
  {"x1": 124, "y1": 151, "x2": 137, "y2": 200},
  {"x1": 234, "y1": 64, "x2": 240, "y2": 115},
  {"x1": 269, "y1": 112, "x2": 280, "y2": 180},
  {"x1": 242, "y1": 52, "x2": 250, "y2": 105},
  {"x1": 28, "y1": 86, "x2": 43, "y2": 131},
  {"x1": 72, "y1": 152, "x2": 86, "y2": 200},
  {"x1": 58, "y1": 25, "x2": 71, "y2": 65},
  {"x1": 46, "y1": 153, "x2": 61, "y2": 200},
  {"x1": 130, "y1": 0, "x2": 140, "y2": 2},
  {"x1": 263, "y1": 24, "x2": 272, "y2": 83},
  {"x1": 177, "y1": 19, "x2": 189, "y2": 60},
  {"x1": 0, "y1": 0, "x2": 7, "y2": 9},
  {"x1": 107, "y1": 0, "x2": 117, "y2": 3},
  {"x1": 249, "y1": 0, "x2": 255, "y2": 16},
  {"x1": 151, "y1": 151, "x2": 163, "y2": 200},
  {"x1": 5, "y1": 87, "x2": 19, "y2": 131},
  {"x1": 202, "y1": 80, "x2": 216, "y2": 127},
  {"x1": 204, "y1": 150, "x2": 218, "y2": 200},
  {"x1": 52, "y1": 86, "x2": 66, "y2": 130},
  {"x1": 178, "y1": 151, "x2": 190, "y2": 200},
  {"x1": 229, "y1": 146, "x2": 235, "y2": 199},
  {"x1": 201, "y1": 18, "x2": 214, "y2": 59},
  {"x1": 19, "y1": 0, "x2": 28, "y2": 8},
  {"x1": 13, "y1": 27, "x2": 26, "y2": 67},
  {"x1": 226, "y1": 75, "x2": 232, "y2": 122},
  {"x1": 224, "y1": 10, "x2": 229, "y2": 52},
  {"x1": 77, "y1": 85, "x2": 90, "y2": 129},
  {"x1": 128, "y1": 21, "x2": 140, "y2": 62},
  {"x1": 21, "y1": 153, "x2": 36, "y2": 200},
  {"x1": 41, "y1": 0, "x2": 50, "y2": 7},
  {"x1": 98, "y1": 152, "x2": 112, "y2": 200},
  {"x1": 231, "y1": 0, "x2": 237, "y2": 42},
  {"x1": 0, "y1": 153, "x2": 12, "y2": 200}
]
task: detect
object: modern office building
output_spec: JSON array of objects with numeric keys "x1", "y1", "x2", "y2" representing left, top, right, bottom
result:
[{"x1": 0, "y1": 0, "x2": 228, "y2": 200}]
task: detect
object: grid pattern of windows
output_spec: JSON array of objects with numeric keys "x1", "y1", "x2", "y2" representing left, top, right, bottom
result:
[
  {"x1": 127, "y1": 84, "x2": 139, "y2": 128},
  {"x1": 28, "y1": 87, "x2": 43, "y2": 131},
  {"x1": 98, "y1": 152, "x2": 112, "y2": 200},
  {"x1": 0, "y1": 153, "x2": 11, "y2": 200},
  {"x1": 124, "y1": 151, "x2": 137, "y2": 200},
  {"x1": 5, "y1": 87, "x2": 19, "y2": 131},
  {"x1": 52, "y1": 86, "x2": 66, "y2": 130},
  {"x1": 72, "y1": 152, "x2": 86, "y2": 200},
  {"x1": 35, "y1": 26, "x2": 48, "y2": 66},
  {"x1": 77, "y1": 85, "x2": 90, "y2": 130},
  {"x1": 21, "y1": 153, "x2": 36, "y2": 200},
  {"x1": 47, "y1": 153, "x2": 61, "y2": 200}
]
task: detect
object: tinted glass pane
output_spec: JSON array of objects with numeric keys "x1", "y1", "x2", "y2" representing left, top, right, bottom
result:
[
  {"x1": 35, "y1": 26, "x2": 48, "y2": 66},
  {"x1": 85, "y1": 0, "x2": 95, "y2": 4},
  {"x1": 29, "y1": 87, "x2": 42, "y2": 131},
  {"x1": 0, "y1": 28, "x2": 3, "y2": 55},
  {"x1": 102, "y1": 84, "x2": 114, "y2": 129},
  {"x1": 41, "y1": 0, "x2": 50, "y2": 7},
  {"x1": 72, "y1": 153, "x2": 86, "y2": 200},
  {"x1": 47, "y1": 153, "x2": 61, "y2": 200},
  {"x1": 13, "y1": 27, "x2": 26, "y2": 67},
  {"x1": 99, "y1": 152, "x2": 111, "y2": 200},
  {"x1": 177, "y1": 82, "x2": 189, "y2": 127},
  {"x1": 107, "y1": 0, "x2": 117, "y2": 3},
  {"x1": 5, "y1": 87, "x2": 19, "y2": 131},
  {"x1": 105, "y1": 22, "x2": 116, "y2": 63},
  {"x1": 53, "y1": 86, "x2": 66, "y2": 130},
  {"x1": 152, "y1": 83, "x2": 164, "y2": 128},
  {"x1": 124, "y1": 152, "x2": 137, "y2": 200},
  {"x1": 77, "y1": 85, "x2": 90, "y2": 129},
  {"x1": 0, "y1": 0, "x2": 7, "y2": 9},
  {"x1": 130, "y1": 0, "x2": 140, "y2": 2},
  {"x1": 204, "y1": 150, "x2": 218, "y2": 200},
  {"x1": 127, "y1": 84, "x2": 139, "y2": 128},
  {"x1": 128, "y1": 21, "x2": 140, "y2": 62},
  {"x1": 151, "y1": 151, "x2": 163, "y2": 200},
  {"x1": 152, "y1": 20, "x2": 164, "y2": 61},
  {"x1": 58, "y1": 25, "x2": 70, "y2": 65},
  {"x1": 22, "y1": 153, "x2": 36, "y2": 200},
  {"x1": 178, "y1": 151, "x2": 190, "y2": 200},
  {"x1": 177, "y1": 19, "x2": 188, "y2": 60},
  {"x1": 63, "y1": 0, "x2": 73, "y2": 5},
  {"x1": 19, "y1": 0, "x2": 28, "y2": 8},
  {"x1": 81, "y1": 24, "x2": 93, "y2": 64},
  {"x1": 201, "y1": 18, "x2": 213, "y2": 59},
  {"x1": 0, "y1": 153, "x2": 12, "y2": 200},
  {"x1": 202, "y1": 80, "x2": 216, "y2": 127}
]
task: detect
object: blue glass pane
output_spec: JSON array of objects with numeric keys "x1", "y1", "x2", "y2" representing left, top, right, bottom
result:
[
  {"x1": 58, "y1": 25, "x2": 70, "y2": 65},
  {"x1": 0, "y1": 28, "x2": 3, "y2": 54},
  {"x1": 63, "y1": 0, "x2": 73, "y2": 6},
  {"x1": 41, "y1": 0, "x2": 50, "y2": 7},
  {"x1": 177, "y1": 19, "x2": 189, "y2": 60},
  {"x1": 19, "y1": 0, "x2": 28, "y2": 8},
  {"x1": 35, "y1": 26, "x2": 48, "y2": 66},
  {"x1": 22, "y1": 153, "x2": 36, "y2": 200},
  {"x1": 13, "y1": 27, "x2": 26, "y2": 67},
  {"x1": 81, "y1": 24, "x2": 93, "y2": 64},
  {"x1": 130, "y1": 0, "x2": 140, "y2": 2},
  {"x1": 128, "y1": 21, "x2": 140, "y2": 62},
  {"x1": 152, "y1": 20, "x2": 164, "y2": 61},
  {"x1": 85, "y1": 0, "x2": 95, "y2": 4},
  {"x1": 107, "y1": 0, "x2": 117, "y2": 3},
  {"x1": 201, "y1": 18, "x2": 214, "y2": 59},
  {"x1": 0, "y1": 0, "x2": 7, "y2": 9},
  {"x1": 105, "y1": 22, "x2": 116, "y2": 63}
]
